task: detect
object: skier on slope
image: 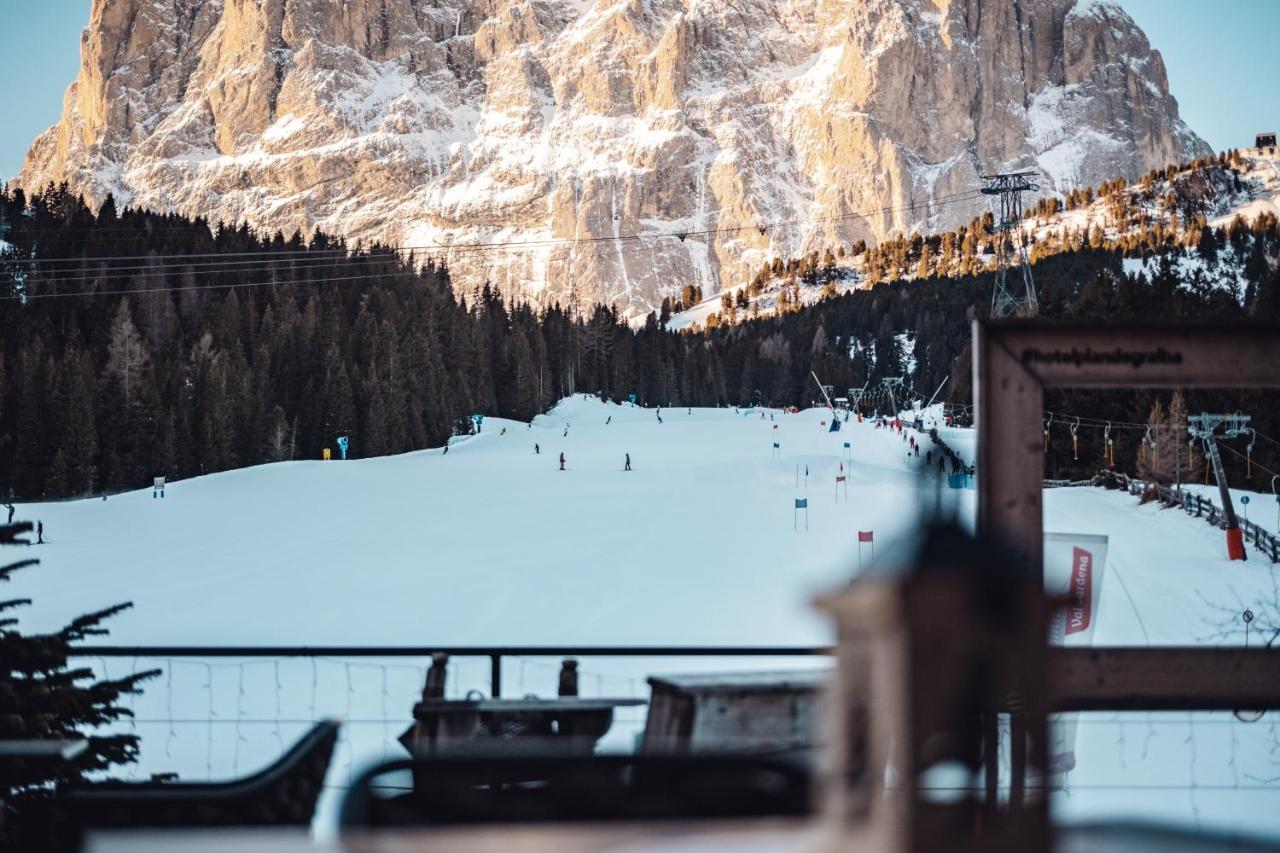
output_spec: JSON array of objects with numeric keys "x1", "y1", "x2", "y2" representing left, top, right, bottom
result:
[
  {"x1": 442, "y1": 444, "x2": 449, "y2": 456},
  {"x1": 559, "y1": 452, "x2": 566, "y2": 471},
  {"x1": 36, "y1": 521, "x2": 44, "y2": 545},
  {"x1": 5, "y1": 503, "x2": 13, "y2": 524},
  {"x1": 624, "y1": 453, "x2": 632, "y2": 471}
]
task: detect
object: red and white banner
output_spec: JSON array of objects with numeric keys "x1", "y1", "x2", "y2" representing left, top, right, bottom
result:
[
  {"x1": 1044, "y1": 532, "x2": 1108, "y2": 646},
  {"x1": 1043, "y1": 532, "x2": 1109, "y2": 782}
]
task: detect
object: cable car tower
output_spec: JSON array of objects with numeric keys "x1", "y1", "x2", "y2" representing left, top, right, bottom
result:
[{"x1": 981, "y1": 171, "x2": 1040, "y2": 318}]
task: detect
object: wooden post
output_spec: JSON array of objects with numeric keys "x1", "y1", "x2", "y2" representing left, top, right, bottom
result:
[{"x1": 974, "y1": 321, "x2": 1045, "y2": 573}]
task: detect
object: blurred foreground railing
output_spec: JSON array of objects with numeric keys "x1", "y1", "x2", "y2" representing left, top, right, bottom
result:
[{"x1": 69, "y1": 645, "x2": 832, "y2": 700}]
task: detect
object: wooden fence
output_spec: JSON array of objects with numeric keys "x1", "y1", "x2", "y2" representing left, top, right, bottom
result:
[
  {"x1": 1112, "y1": 473, "x2": 1279, "y2": 563},
  {"x1": 920, "y1": 422, "x2": 1279, "y2": 563}
]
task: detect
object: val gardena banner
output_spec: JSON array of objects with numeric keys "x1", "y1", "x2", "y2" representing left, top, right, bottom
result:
[{"x1": 1045, "y1": 532, "x2": 1110, "y2": 782}]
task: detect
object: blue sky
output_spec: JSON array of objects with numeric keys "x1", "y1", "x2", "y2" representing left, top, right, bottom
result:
[{"x1": 1, "y1": 1, "x2": 1277, "y2": 182}]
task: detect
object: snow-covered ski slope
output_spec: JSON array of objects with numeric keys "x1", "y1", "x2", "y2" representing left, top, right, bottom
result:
[
  {"x1": 13, "y1": 398, "x2": 934, "y2": 645},
  {"x1": 8, "y1": 397, "x2": 1280, "y2": 838}
]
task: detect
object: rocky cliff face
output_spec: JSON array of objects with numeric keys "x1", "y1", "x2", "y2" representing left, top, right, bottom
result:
[{"x1": 18, "y1": 0, "x2": 1208, "y2": 315}]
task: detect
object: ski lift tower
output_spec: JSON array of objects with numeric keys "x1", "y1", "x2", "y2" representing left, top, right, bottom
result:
[
  {"x1": 848, "y1": 382, "x2": 869, "y2": 414},
  {"x1": 810, "y1": 371, "x2": 836, "y2": 409},
  {"x1": 1188, "y1": 412, "x2": 1251, "y2": 560},
  {"x1": 881, "y1": 376, "x2": 905, "y2": 416},
  {"x1": 981, "y1": 171, "x2": 1040, "y2": 319}
]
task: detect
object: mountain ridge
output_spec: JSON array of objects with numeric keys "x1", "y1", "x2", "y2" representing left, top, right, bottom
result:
[{"x1": 17, "y1": 0, "x2": 1208, "y2": 314}]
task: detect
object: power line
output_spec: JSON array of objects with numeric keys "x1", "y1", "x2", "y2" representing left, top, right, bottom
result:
[
  {"x1": 1219, "y1": 441, "x2": 1280, "y2": 481},
  {"x1": 6, "y1": 210, "x2": 981, "y2": 299},
  {"x1": 7, "y1": 254, "x2": 431, "y2": 287},
  {"x1": 0, "y1": 269, "x2": 432, "y2": 302},
  {"x1": 5, "y1": 190, "x2": 984, "y2": 273}
]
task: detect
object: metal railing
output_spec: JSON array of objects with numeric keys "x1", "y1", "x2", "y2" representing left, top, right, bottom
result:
[{"x1": 70, "y1": 645, "x2": 832, "y2": 699}]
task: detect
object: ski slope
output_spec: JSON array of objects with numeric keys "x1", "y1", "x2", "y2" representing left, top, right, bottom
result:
[{"x1": 7, "y1": 397, "x2": 1280, "y2": 838}]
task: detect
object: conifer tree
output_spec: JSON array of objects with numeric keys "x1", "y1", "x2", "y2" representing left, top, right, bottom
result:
[{"x1": 1, "y1": 521, "x2": 158, "y2": 851}]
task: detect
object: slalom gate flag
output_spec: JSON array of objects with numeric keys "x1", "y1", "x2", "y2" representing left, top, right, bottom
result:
[
  {"x1": 795, "y1": 498, "x2": 808, "y2": 509},
  {"x1": 858, "y1": 530, "x2": 873, "y2": 542},
  {"x1": 1043, "y1": 532, "x2": 1110, "y2": 784},
  {"x1": 843, "y1": 441, "x2": 850, "y2": 448},
  {"x1": 836, "y1": 475, "x2": 846, "y2": 482},
  {"x1": 773, "y1": 441, "x2": 780, "y2": 449}
]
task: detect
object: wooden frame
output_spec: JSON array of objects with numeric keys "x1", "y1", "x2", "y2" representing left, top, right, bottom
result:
[{"x1": 973, "y1": 321, "x2": 1280, "y2": 572}]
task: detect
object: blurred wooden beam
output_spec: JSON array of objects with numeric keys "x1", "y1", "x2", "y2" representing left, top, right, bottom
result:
[{"x1": 1050, "y1": 647, "x2": 1280, "y2": 711}]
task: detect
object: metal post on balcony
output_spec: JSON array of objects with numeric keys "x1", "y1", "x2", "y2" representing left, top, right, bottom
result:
[{"x1": 490, "y1": 654, "x2": 502, "y2": 698}]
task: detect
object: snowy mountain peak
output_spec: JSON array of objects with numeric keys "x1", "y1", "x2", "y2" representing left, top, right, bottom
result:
[{"x1": 17, "y1": 0, "x2": 1207, "y2": 316}]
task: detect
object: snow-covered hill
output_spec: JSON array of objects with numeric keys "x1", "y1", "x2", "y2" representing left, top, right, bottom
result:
[
  {"x1": 8, "y1": 397, "x2": 1279, "y2": 837},
  {"x1": 669, "y1": 147, "x2": 1280, "y2": 329}
]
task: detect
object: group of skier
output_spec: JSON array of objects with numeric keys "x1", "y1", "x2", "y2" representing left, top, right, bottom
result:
[
  {"x1": 555, "y1": 451, "x2": 632, "y2": 472},
  {"x1": 3, "y1": 502, "x2": 43, "y2": 544},
  {"x1": 442, "y1": 410, "x2": 646, "y2": 473}
]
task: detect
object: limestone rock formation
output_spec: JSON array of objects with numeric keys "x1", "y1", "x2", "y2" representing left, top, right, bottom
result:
[{"x1": 17, "y1": 0, "x2": 1208, "y2": 316}]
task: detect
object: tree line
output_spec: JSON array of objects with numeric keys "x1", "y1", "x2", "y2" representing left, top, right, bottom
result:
[
  {"x1": 2, "y1": 182, "x2": 1278, "y2": 499},
  {"x1": 0, "y1": 185, "x2": 727, "y2": 499}
]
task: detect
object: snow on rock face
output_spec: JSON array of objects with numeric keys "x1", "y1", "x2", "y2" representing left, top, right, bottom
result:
[{"x1": 17, "y1": 0, "x2": 1208, "y2": 316}]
